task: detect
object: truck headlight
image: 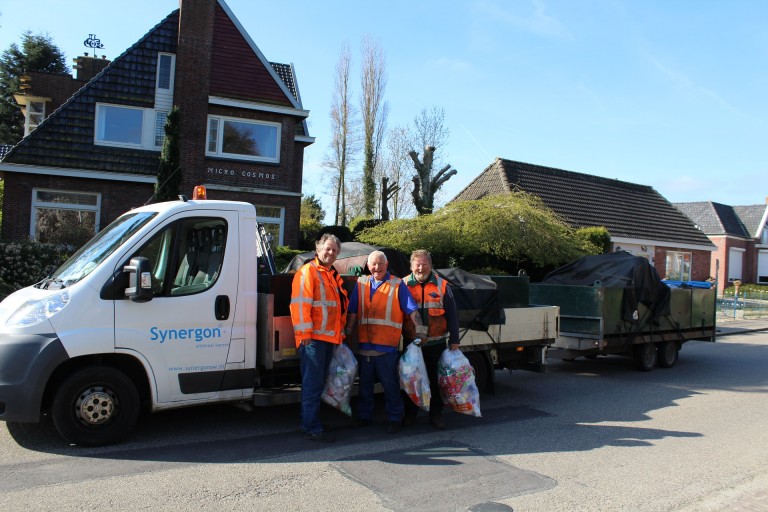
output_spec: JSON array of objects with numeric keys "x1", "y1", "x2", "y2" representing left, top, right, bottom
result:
[{"x1": 6, "y1": 290, "x2": 71, "y2": 327}]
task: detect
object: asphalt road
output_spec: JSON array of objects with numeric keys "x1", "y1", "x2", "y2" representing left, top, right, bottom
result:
[{"x1": 1, "y1": 329, "x2": 767, "y2": 512}]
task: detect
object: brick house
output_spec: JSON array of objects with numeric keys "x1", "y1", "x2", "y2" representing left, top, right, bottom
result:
[
  {"x1": 450, "y1": 158, "x2": 716, "y2": 280},
  {"x1": 674, "y1": 201, "x2": 768, "y2": 294},
  {"x1": 0, "y1": 0, "x2": 312, "y2": 247}
]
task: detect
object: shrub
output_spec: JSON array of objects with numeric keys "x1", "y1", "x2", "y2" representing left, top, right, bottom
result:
[{"x1": 0, "y1": 240, "x2": 70, "y2": 299}]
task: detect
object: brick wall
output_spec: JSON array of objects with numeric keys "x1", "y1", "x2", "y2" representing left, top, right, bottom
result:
[
  {"x1": 653, "y1": 246, "x2": 712, "y2": 283},
  {"x1": 0, "y1": 173, "x2": 154, "y2": 240}
]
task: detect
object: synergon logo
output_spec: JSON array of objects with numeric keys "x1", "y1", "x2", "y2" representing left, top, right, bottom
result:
[{"x1": 150, "y1": 326, "x2": 223, "y2": 343}]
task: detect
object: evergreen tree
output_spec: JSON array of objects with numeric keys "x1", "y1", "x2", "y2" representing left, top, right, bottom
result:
[
  {"x1": 155, "y1": 106, "x2": 181, "y2": 202},
  {"x1": 0, "y1": 32, "x2": 67, "y2": 144}
]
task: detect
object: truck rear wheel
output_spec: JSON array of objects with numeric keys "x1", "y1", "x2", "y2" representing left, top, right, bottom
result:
[
  {"x1": 633, "y1": 343, "x2": 657, "y2": 372},
  {"x1": 657, "y1": 341, "x2": 679, "y2": 368},
  {"x1": 52, "y1": 366, "x2": 139, "y2": 446}
]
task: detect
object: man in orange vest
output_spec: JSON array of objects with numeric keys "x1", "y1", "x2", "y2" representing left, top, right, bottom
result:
[
  {"x1": 290, "y1": 234, "x2": 348, "y2": 442},
  {"x1": 345, "y1": 250, "x2": 425, "y2": 434},
  {"x1": 402, "y1": 249, "x2": 460, "y2": 429}
]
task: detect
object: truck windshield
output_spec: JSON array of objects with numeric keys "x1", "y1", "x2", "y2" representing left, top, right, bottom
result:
[{"x1": 41, "y1": 212, "x2": 157, "y2": 289}]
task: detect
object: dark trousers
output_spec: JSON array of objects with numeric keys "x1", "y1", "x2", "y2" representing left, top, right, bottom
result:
[{"x1": 402, "y1": 339, "x2": 446, "y2": 419}]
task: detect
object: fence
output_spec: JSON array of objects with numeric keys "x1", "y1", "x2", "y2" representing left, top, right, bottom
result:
[{"x1": 716, "y1": 290, "x2": 768, "y2": 319}]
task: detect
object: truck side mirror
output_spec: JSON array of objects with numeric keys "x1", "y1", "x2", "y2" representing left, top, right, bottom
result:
[{"x1": 124, "y1": 257, "x2": 154, "y2": 303}]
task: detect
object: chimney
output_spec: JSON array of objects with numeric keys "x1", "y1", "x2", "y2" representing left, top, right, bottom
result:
[
  {"x1": 72, "y1": 54, "x2": 111, "y2": 82},
  {"x1": 175, "y1": 0, "x2": 216, "y2": 194}
]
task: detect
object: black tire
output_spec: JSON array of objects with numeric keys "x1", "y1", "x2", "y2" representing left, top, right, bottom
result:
[
  {"x1": 633, "y1": 343, "x2": 657, "y2": 372},
  {"x1": 465, "y1": 351, "x2": 490, "y2": 393},
  {"x1": 657, "y1": 341, "x2": 679, "y2": 368},
  {"x1": 52, "y1": 366, "x2": 140, "y2": 446}
]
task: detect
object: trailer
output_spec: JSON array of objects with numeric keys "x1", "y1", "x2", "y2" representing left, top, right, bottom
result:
[{"x1": 529, "y1": 252, "x2": 716, "y2": 371}]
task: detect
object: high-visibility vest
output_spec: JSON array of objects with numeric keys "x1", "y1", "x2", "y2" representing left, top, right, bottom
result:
[
  {"x1": 290, "y1": 258, "x2": 347, "y2": 347},
  {"x1": 403, "y1": 272, "x2": 448, "y2": 341},
  {"x1": 356, "y1": 275, "x2": 405, "y2": 348}
]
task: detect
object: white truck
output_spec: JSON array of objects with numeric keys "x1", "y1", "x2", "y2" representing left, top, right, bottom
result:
[{"x1": 0, "y1": 194, "x2": 558, "y2": 446}]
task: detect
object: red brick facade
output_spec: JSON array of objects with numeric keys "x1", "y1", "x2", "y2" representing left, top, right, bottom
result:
[{"x1": 653, "y1": 247, "x2": 712, "y2": 283}]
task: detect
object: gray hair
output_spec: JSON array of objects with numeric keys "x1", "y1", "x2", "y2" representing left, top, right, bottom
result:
[
  {"x1": 316, "y1": 233, "x2": 342, "y2": 252},
  {"x1": 367, "y1": 250, "x2": 387, "y2": 264},
  {"x1": 410, "y1": 249, "x2": 432, "y2": 265}
]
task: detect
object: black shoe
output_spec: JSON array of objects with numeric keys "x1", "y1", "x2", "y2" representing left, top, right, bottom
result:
[
  {"x1": 429, "y1": 416, "x2": 446, "y2": 430},
  {"x1": 351, "y1": 417, "x2": 372, "y2": 428},
  {"x1": 385, "y1": 421, "x2": 402, "y2": 434},
  {"x1": 304, "y1": 431, "x2": 336, "y2": 443}
]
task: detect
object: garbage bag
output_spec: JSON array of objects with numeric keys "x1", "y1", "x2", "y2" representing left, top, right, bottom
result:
[
  {"x1": 437, "y1": 349, "x2": 482, "y2": 417},
  {"x1": 321, "y1": 343, "x2": 358, "y2": 416},
  {"x1": 398, "y1": 342, "x2": 431, "y2": 411}
]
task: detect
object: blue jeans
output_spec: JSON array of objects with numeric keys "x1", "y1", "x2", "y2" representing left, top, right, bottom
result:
[
  {"x1": 299, "y1": 340, "x2": 335, "y2": 434},
  {"x1": 357, "y1": 351, "x2": 404, "y2": 423}
]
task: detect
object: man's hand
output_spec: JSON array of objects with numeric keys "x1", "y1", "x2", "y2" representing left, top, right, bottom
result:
[{"x1": 415, "y1": 325, "x2": 428, "y2": 338}]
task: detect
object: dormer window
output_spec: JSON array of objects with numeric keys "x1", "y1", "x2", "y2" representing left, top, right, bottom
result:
[
  {"x1": 156, "y1": 53, "x2": 175, "y2": 92},
  {"x1": 25, "y1": 100, "x2": 45, "y2": 135}
]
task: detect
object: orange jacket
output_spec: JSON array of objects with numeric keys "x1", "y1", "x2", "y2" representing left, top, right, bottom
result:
[
  {"x1": 290, "y1": 258, "x2": 347, "y2": 347},
  {"x1": 356, "y1": 275, "x2": 405, "y2": 348},
  {"x1": 403, "y1": 272, "x2": 449, "y2": 341}
]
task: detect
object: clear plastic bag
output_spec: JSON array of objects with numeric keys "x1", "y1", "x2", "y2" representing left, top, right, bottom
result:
[
  {"x1": 437, "y1": 349, "x2": 482, "y2": 417},
  {"x1": 398, "y1": 342, "x2": 431, "y2": 411},
  {"x1": 321, "y1": 343, "x2": 358, "y2": 416}
]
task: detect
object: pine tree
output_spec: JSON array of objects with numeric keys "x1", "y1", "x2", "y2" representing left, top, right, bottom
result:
[{"x1": 154, "y1": 106, "x2": 181, "y2": 202}]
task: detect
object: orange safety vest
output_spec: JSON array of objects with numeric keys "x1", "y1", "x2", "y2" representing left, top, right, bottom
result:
[
  {"x1": 403, "y1": 272, "x2": 449, "y2": 341},
  {"x1": 356, "y1": 275, "x2": 405, "y2": 348},
  {"x1": 289, "y1": 258, "x2": 347, "y2": 347}
]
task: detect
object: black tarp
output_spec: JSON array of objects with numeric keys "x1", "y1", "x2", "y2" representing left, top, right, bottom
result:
[
  {"x1": 541, "y1": 251, "x2": 671, "y2": 322},
  {"x1": 283, "y1": 242, "x2": 411, "y2": 277},
  {"x1": 436, "y1": 268, "x2": 504, "y2": 330}
]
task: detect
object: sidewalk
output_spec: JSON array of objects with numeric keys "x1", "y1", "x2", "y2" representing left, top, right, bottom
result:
[{"x1": 715, "y1": 316, "x2": 768, "y2": 337}]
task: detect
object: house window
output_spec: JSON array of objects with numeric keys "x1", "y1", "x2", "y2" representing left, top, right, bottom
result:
[
  {"x1": 255, "y1": 205, "x2": 284, "y2": 245},
  {"x1": 31, "y1": 189, "x2": 100, "y2": 247},
  {"x1": 95, "y1": 103, "x2": 166, "y2": 150},
  {"x1": 24, "y1": 100, "x2": 45, "y2": 136},
  {"x1": 156, "y1": 53, "x2": 175, "y2": 91},
  {"x1": 206, "y1": 116, "x2": 280, "y2": 163},
  {"x1": 728, "y1": 248, "x2": 744, "y2": 281},
  {"x1": 665, "y1": 251, "x2": 691, "y2": 281},
  {"x1": 154, "y1": 111, "x2": 169, "y2": 148},
  {"x1": 95, "y1": 104, "x2": 144, "y2": 146}
]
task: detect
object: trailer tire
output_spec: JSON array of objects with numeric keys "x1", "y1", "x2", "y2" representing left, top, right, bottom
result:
[
  {"x1": 52, "y1": 366, "x2": 139, "y2": 446},
  {"x1": 633, "y1": 343, "x2": 657, "y2": 372},
  {"x1": 657, "y1": 341, "x2": 679, "y2": 368},
  {"x1": 465, "y1": 351, "x2": 490, "y2": 393}
]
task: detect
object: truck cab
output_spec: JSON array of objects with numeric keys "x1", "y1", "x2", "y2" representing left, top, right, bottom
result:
[{"x1": 0, "y1": 196, "x2": 268, "y2": 446}]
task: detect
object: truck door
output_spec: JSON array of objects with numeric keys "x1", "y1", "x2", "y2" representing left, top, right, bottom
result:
[{"x1": 114, "y1": 211, "x2": 243, "y2": 403}]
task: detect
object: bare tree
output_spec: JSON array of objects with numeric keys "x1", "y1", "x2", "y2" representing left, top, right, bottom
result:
[
  {"x1": 322, "y1": 43, "x2": 357, "y2": 226},
  {"x1": 382, "y1": 125, "x2": 416, "y2": 219},
  {"x1": 413, "y1": 106, "x2": 449, "y2": 167},
  {"x1": 359, "y1": 36, "x2": 388, "y2": 217}
]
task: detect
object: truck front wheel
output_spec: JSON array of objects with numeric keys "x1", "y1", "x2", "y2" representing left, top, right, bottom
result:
[
  {"x1": 52, "y1": 367, "x2": 140, "y2": 446},
  {"x1": 465, "y1": 351, "x2": 490, "y2": 393}
]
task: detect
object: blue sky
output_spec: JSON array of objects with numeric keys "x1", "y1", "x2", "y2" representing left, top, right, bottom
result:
[{"x1": 2, "y1": 0, "x2": 766, "y2": 219}]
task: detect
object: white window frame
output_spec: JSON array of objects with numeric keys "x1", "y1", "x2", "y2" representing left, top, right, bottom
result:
[
  {"x1": 24, "y1": 100, "x2": 45, "y2": 136},
  {"x1": 30, "y1": 188, "x2": 101, "y2": 241},
  {"x1": 155, "y1": 53, "x2": 176, "y2": 93},
  {"x1": 254, "y1": 205, "x2": 284, "y2": 246},
  {"x1": 206, "y1": 115, "x2": 281, "y2": 163},
  {"x1": 728, "y1": 247, "x2": 745, "y2": 282},
  {"x1": 154, "y1": 110, "x2": 169, "y2": 148},
  {"x1": 665, "y1": 251, "x2": 692, "y2": 281},
  {"x1": 94, "y1": 103, "x2": 166, "y2": 150}
]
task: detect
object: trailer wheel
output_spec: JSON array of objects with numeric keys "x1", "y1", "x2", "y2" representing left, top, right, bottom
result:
[
  {"x1": 465, "y1": 351, "x2": 490, "y2": 393},
  {"x1": 657, "y1": 341, "x2": 679, "y2": 368},
  {"x1": 633, "y1": 343, "x2": 657, "y2": 372},
  {"x1": 52, "y1": 366, "x2": 139, "y2": 446}
]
